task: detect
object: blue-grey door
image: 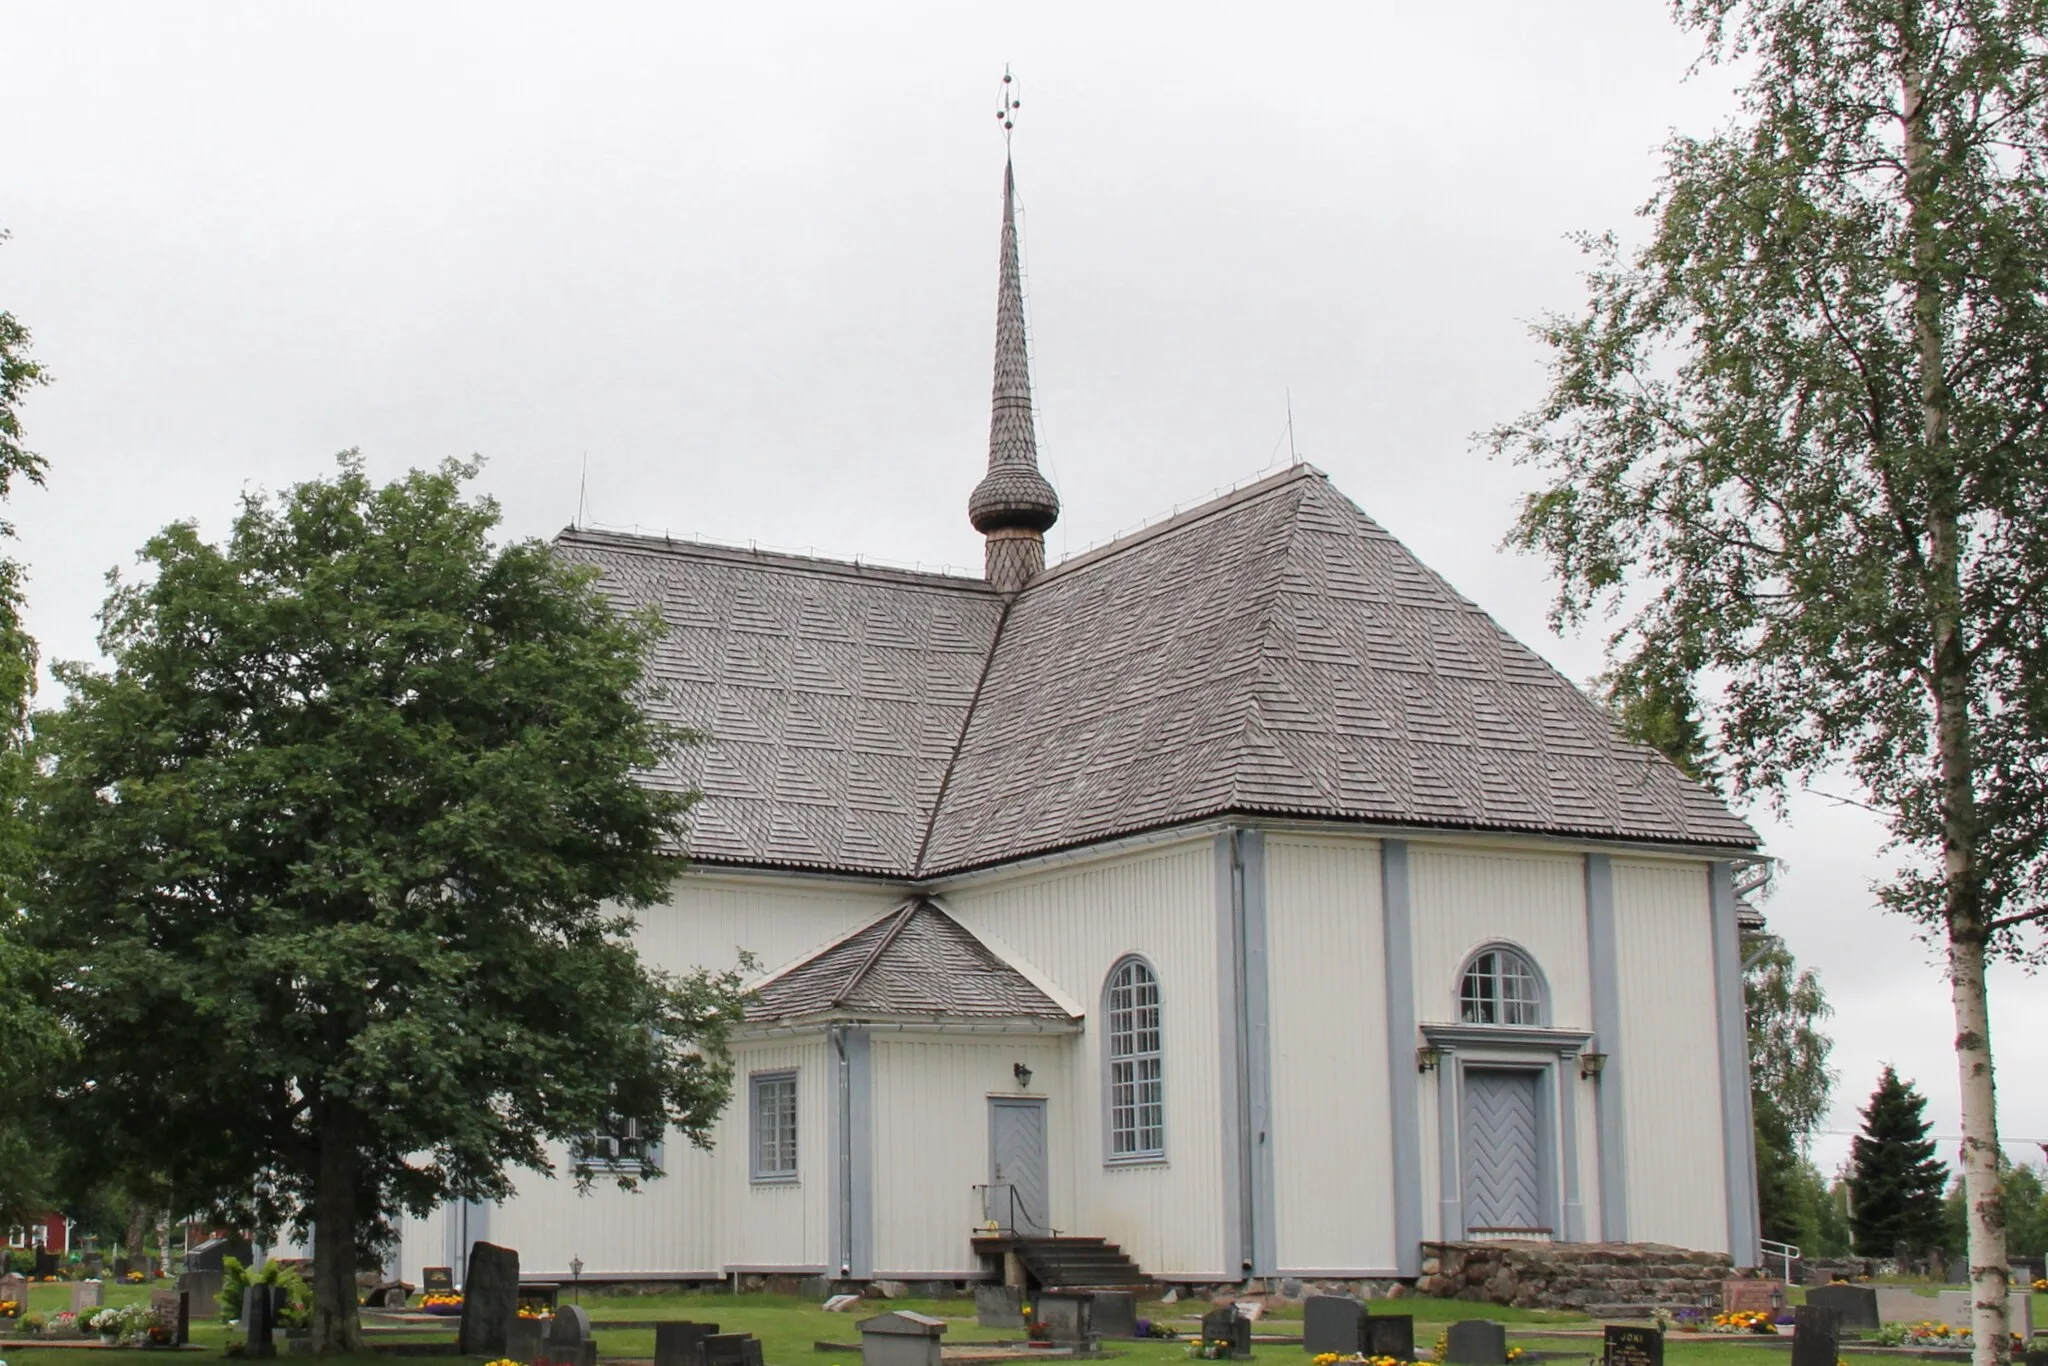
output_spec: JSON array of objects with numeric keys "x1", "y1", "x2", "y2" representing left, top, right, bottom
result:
[
  {"x1": 1461, "y1": 1068, "x2": 1544, "y2": 1232},
  {"x1": 989, "y1": 1097, "x2": 1050, "y2": 1235}
]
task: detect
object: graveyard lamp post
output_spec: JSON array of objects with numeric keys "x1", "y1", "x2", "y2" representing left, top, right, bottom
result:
[{"x1": 569, "y1": 1257, "x2": 582, "y2": 1305}]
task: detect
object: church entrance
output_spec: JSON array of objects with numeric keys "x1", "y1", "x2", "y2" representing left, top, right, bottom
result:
[
  {"x1": 987, "y1": 1097, "x2": 1051, "y2": 1235},
  {"x1": 1460, "y1": 1068, "x2": 1546, "y2": 1234}
]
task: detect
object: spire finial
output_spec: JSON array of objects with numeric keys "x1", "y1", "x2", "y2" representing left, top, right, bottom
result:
[{"x1": 969, "y1": 72, "x2": 1059, "y2": 595}]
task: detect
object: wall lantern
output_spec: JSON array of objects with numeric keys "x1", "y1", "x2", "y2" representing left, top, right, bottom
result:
[
  {"x1": 1579, "y1": 1052, "x2": 1609, "y2": 1079},
  {"x1": 1415, "y1": 1045, "x2": 1444, "y2": 1074},
  {"x1": 1012, "y1": 1061, "x2": 1034, "y2": 1089}
]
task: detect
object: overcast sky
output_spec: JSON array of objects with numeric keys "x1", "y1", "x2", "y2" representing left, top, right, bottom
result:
[{"x1": 6, "y1": 0, "x2": 2042, "y2": 1185}]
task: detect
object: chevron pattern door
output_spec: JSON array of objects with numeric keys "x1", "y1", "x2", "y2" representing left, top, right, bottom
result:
[
  {"x1": 990, "y1": 1098, "x2": 1051, "y2": 1236},
  {"x1": 1460, "y1": 1069, "x2": 1544, "y2": 1232}
]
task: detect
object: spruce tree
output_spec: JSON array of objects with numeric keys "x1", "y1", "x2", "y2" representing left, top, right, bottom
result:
[{"x1": 1848, "y1": 1066, "x2": 1949, "y2": 1259}]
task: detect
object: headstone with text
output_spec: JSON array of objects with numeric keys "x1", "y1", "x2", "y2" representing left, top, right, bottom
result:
[
  {"x1": 1303, "y1": 1297, "x2": 1366, "y2": 1356},
  {"x1": 422, "y1": 1266, "x2": 455, "y2": 1294},
  {"x1": 1603, "y1": 1325, "x2": 1663, "y2": 1366},
  {"x1": 1721, "y1": 1280, "x2": 1783, "y2": 1314},
  {"x1": 1789, "y1": 1305, "x2": 1840, "y2": 1366},
  {"x1": 1200, "y1": 1306, "x2": 1253, "y2": 1362},
  {"x1": 0, "y1": 1272, "x2": 27, "y2": 1315},
  {"x1": 70, "y1": 1279, "x2": 105, "y2": 1314},
  {"x1": 150, "y1": 1290, "x2": 191, "y2": 1347},
  {"x1": 1363, "y1": 1313, "x2": 1416, "y2": 1362},
  {"x1": 458, "y1": 1242, "x2": 521, "y2": 1358},
  {"x1": 1938, "y1": 1289, "x2": 2034, "y2": 1339},
  {"x1": 1445, "y1": 1321, "x2": 1508, "y2": 1366},
  {"x1": 1806, "y1": 1283, "x2": 1879, "y2": 1332},
  {"x1": 655, "y1": 1320, "x2": 721, "y2": 1366}
]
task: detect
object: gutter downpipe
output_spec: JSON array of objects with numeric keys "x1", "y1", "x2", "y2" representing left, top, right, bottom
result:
[{"x1": 831, "y1": 1023, "x2": 853, "y2": 1281}]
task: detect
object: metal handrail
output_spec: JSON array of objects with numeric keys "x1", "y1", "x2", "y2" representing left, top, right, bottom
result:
[
  {"x1": 972, "y1": 1182, "x2": 1059, "y2": 1237},
  {"x1": 1759, "y1": 1238, "x2": 1802, "y2": 1282}
]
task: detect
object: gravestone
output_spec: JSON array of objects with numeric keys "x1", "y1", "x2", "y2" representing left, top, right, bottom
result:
[
  {"x1": 2011, "y1": 1257, "x2": 2044, "y2": 1289},
  {"x1": 1938, "y1": 1289, "x2": 2035, "y2": 1339},
  {"x1": 180, "y1": 1269, "x2": 226, "y2": 1319},
  {"x1": 1603, "y1": 1325, "x2": 1663, "y2": 1366},
  {"x1": 1806, "y1": 1283, "x2": 1879, "y2": 1332},
  {"x1": 540, "y1": 1303, "x2": 596, "y2": 1366},
  {"x1": 858, "y1": 1310, "x2": 948, "y2": 1366},
  {"x1": 186, "y1": 1237, "x2": 251, "y2": 1273},
  {"x1": 422, "y1": 1266, "x2": 455, "y2": 1294},
  {"x1": 655, "y1": 1320, "x2": 722, "y2": 1366},
  {"x1": 1874, "y1": 1287, "x2": 1932, "y2": 1325},
  {"x1": 1200, "y1": 1306, "x2": 1253, "y2": 1362},
  {"x1": 1722, "y1": 1280, "x2": 1782, "y2": 1313},
  {"x1": 1363, "y1": 1314, "x2": 1416, "y2": 1362},
  {"x1": 458, "y1": 1242, "x2": 521, "y2": 1357},
  {"x1": 150, "y1": 1290, "x2": 191, "y2": 1347},
  {"x1": 1789, "y1": 1305, "x2": 1840, "y2": 1366},
  {"x1": 70, "y1": 1279, "x2": 105, "y2": 1313},
  {"x1": 1039, "y1": 1292, "x2": 1095, "y2": 1347},
  {"x1": 974, "y1": 1284, "x2": 1024, "y2": 1330},
  {"x1": 507, "y1": 1317, "x2": 547, "y2": 1365},
  {"x1": 1091, "y1": 1291, "x2": 1139, "y2": 1340},
  {"x1": 1304, "y1": 1296, "x2": 1366, "y2": 1355},
  {"x1": 32, "y1": 1249, "x2": 58, "y2": 1279},
  {"x1": 1444, "y1": 1320, "x2": 1508, "y2": 1366},
  {"x1": 0, "y1": 1271, "x2": 27, "y2": 1314},
  {"x1": 243, "y1": 1283, "x2": 278, "y2": 1360},
  {"x1": 703, "y1": 1332, "x2": 764, "y2": 1366}
]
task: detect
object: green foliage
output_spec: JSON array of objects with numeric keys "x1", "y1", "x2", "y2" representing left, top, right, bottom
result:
[
  {"x1": 1744, "y1": 938, "x2": 1835, "y2": 1144},
  {"x1": 23, "y1": 455, "x2": 748, "y2": 1349},
  {"x1": 1944, "y1": 1162, "x2": 2048, "y2": 1261},
  {"x1": 1848, "y1": 1066, "x2": 1949, "y2": 1257},
  {"x1": 217, "y1": 1256, "x2": 311, "y2": 1329},
  {"x1": 1756, "y1": 1091, "x2": 1851, "y2": 1254}
]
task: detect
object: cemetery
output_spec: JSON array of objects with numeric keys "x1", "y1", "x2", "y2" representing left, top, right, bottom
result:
[{"x1": 1, "y1": 1242, "x2": 2044, "y2": 1366}]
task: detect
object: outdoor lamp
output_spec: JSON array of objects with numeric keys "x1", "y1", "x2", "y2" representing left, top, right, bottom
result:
[
  {"x1": 1415, "y1": 1045, "x2": 1443, "y2": 1073},
  {"x1": 1579, "y1": 1052, "x2": 1608, "y2": 1079},
  {"x1": 1012, "y1": 1061, "x2": 1033, "y2": 1088}
]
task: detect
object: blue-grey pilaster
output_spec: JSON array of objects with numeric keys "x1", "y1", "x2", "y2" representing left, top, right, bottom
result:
[
  {"x1": 1554, "y1": 1051, "x2": 1584, "y2": 1242},
  {"x1": 1710, "y1": 862, "x2": 1760, "y2": 1267},
  {"x1": 829, "y1": 1025, "x2": 875, "y2": 1279},
  {"x1": 1584, "y1": 852, "x2": 1628, "y2": 1240},
  {"x1": 1380, "y1": 840, "x2": 1424, "y2": 1275},
  {"x1": 1215, "y1": 832, "x2": 1248, "y2": 1278},
  {"x1": 1435, "y1": 1052, "x2": 1462, "y2": 1241},
  {"x1": 1238, "y1": 829, "x2": 1277, "y2": 1277}
]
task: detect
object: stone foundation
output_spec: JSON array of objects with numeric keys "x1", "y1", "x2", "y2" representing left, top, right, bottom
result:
[{"x1": 1415, "y1": 1242, "x2": 1733, "y2": 1315}]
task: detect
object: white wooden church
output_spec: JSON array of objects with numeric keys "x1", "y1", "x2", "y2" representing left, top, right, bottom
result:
[{"x1": 398, "y1": 160, "x2": 1763, "y2": 1292}]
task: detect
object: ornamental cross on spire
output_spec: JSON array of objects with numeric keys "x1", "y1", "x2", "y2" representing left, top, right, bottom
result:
[{"x1": 968, "y1": 67, "x2": 1060, "y2": 595}]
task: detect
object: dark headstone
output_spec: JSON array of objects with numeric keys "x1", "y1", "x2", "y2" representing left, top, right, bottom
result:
[
  {"x1": 1303, "y1": 1297, "x2": 1366, "y2": 1356},
  {"x1": 179, "y1": 1269, "x2": 225, "y2": 1319},
  {"x1": 32, "y1": 1250, "x2": 58, "y2": 1279},
  {"x1": 507, "y1": 1318, "x2": 546, "y2": 1365},
  {"x1": 243, "y1": 1284, "x2": 278, "y2": 1360},
  {"x1": 1039, "y1": 1292, "x2": 1095, "y2": 1346},
  {"x1": 1200, "y1": 1307, "x2": 1253, "y2": 1362},
  {"x1": 1363, "y1": 1314, "x2": 1415, "y2": 1362},
  {"x1": 655, "y1": 1321, "x2": 722, "y2": 1366},
  {"x1": 458, "y1": 1242, "x2": 520, "y2": 1358},
  {"x1": 704, "y1": 1332, "x2": 760, "y2": 1366},
  {"x1": 422, "y1": 1266, "x2": 455, "y2": 1294},
  {"x1": 1806, "y1": 1283, "x2": 1879, "y2": 1332},
  {"x1": 1602, "y1": 1325, "x2": 1662, "y2": 1366},
  {"x1": 186, "y1": 1237, "x2": 252, "y2": 1274},
  {"x1": 1444, "y1": 1320, "x2": 1508, "y2": 1366},
  {"x1": 1790, "y1": 1305, "x2": 1841, "y2": 1366},
  {"x1": 974, "y1": 1285, "x2": 1024, "y2": 1330},
  {"x1": 540, "y1": 1304, "x2": 597, "y2": 1366},
  {"x1": 1090, "y1": 1292, "x2": 1139, "y2": 1340}
]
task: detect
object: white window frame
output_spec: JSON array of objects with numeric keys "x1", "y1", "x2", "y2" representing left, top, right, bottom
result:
[
  {"x1": 1103, "y1": 955, "x2": 1166, "y2": 1163},
  {"x1": 1457, "y1": 944, "x2": 1547, "y2": 1027},
  {"x1": 750, "y1": 1070, "x2": 799, "y2": 1183},
  {"x1": 575, "y1": 1115, "x2": 661, "y2": 1173}
]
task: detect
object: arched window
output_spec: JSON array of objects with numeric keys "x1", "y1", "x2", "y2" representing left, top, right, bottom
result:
[
  {"x1": 1104, "y1": 956, "x2": 1165, "y2": 1160},
  {"x1": 1459, "y1": 946, "x2": 1544, "y2": 1026}
]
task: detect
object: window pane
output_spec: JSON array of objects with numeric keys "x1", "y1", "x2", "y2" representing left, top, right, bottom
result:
[{"x1": 1105, "y1": 959, "x2": 1164, "y2": 1158}]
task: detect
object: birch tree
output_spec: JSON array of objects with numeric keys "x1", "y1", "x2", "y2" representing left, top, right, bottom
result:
[{"x1": 1491, "y1": 3, "x2": 2048, "y2": 1360}]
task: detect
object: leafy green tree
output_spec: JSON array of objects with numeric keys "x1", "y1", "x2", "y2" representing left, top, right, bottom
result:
[
  {"x1": 1849, "y1": 1066, "x2": 1950, "y2": 1259},
  {"x1": 0, "y1": 225, "x2": 56, "y2": 1226},
  {"x1": 24, "y1": 456, "x2": 747, "y2": 1352},
  {"x1": 1745, "y1": 938, "x2": 1836, "y2": 1146},
  {"x1": 1490, "y1": 0, "x2": 2048, "y2": 1353}
]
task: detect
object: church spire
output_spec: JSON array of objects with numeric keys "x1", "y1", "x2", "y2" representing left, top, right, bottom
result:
[{"x1": 968, "y1": 154, "x2": 1060, "y2": 594}]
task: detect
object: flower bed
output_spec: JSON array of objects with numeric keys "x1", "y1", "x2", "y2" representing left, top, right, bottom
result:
[
  {"x1": 1871, "y1": 1320, "x2": 2027, "y2": 1352},
  {"x1": 1706, "y1": 1310, "x2": 1778, "y2": 1336},
  {"x1": 420, "y1": 1292, "x2": 463, "y2": 1316}
]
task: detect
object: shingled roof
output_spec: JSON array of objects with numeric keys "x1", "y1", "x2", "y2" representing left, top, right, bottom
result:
[
  {"x1": 556, "y1": 465, "x2": 1758, "y2": 877},
  {"x1": 746, "y1": 899, "x2": 1076, "y2": 1026}
]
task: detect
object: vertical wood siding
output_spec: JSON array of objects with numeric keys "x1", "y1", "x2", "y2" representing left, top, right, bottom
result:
[
  {"x1": 1409, "y1": 846, "x2": 1590, "y2": 1030},
  {"x1": 1612, "y1": 859, "x2": 1728, "y2": 1253},
  {"x1": 942, "y1": 840, "x2": 1226, "y2": 1277},
  {"x1": 637, "y1": 875, "x2": 904, "y2": 981},
  {"x1": 869, "y1": 1034, "x2": 1074, "y2": 1275},
  {"x1": 1263, "y1": 836, "x2": 1397, "y2": 1272}
]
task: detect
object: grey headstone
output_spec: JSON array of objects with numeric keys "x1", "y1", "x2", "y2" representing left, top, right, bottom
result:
[
  {"x1": 1444, "y1": 1320, "x2": 1508, "y2": 1366},
  {"x1": 542, "y1": 1307, "x2": 597, "y2": 1366},
  {"x1": 1938, "y1": 1288, "x2": 2034, "y2": 1338},
  {"x1": 1874, "y1": 1287, "x2": 1931, "y2": 1324},
  {"x1": 70, "y1": 1279, "x2": 105, "y2": 1313},
  {"x1": 1806, "y1": 1283, "x2": 1879, "y2": 1332},
  {"x1": 974, "y1": 1284, "x2": 1024, "y2": 1329},
  {"x1": 1303, "y1": 1297, "x2": 1365, "y2": 1355},
  {"x1": 243, "y1": 1284, "x2": 278, "y2": 1360},
  {"x1": 1200, "y1": 1307, "x2": 1252, "y2": 1362},
  {"x1": 458, "y1": 1241, "x2": 521, "y2": 1358},
  {"x1": 0, "y1": 1272, "x2": 27, "y2": 1315},
  {"x1": 507, "y1": 1318, "x2": 546, "y2": 1365},
  {"x1": 151, "y1": 1289, "x2": 191, "y2": 1346},
  {"x1": 857, "y1": 1312, "x2": 946, "y2": 1366},
  {"x1": 1090, "y1": 1292, "x2": 1139, "y2": 1339},
  {"x1": 1789, "y1": 1305, "x2": 1841, "y2": 1366},
  {"x1": 1363, "y1": 1314, "x2": 1415, "y2": 1362},
  {"x1": 1041, "y1": 1293, "x2": 1095, "y2": 1346},
  {"x1": 179, "y1": 1269, "x2": 226, "y2": 1319},
  {"x1": 1602, "y1": 1325, "x2": 1662, "y2": 1366},
  {"x1": 656, "y1": 1321, "x2": 721, "y2": 1366}
]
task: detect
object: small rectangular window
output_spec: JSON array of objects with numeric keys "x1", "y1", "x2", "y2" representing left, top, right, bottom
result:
[
  {"x1": 574, "y1": 1115, "x2": 660, "y2": 1172},
  {"x1": 750, "y1": 1071, "x2": 799, "y2": 1182}
]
